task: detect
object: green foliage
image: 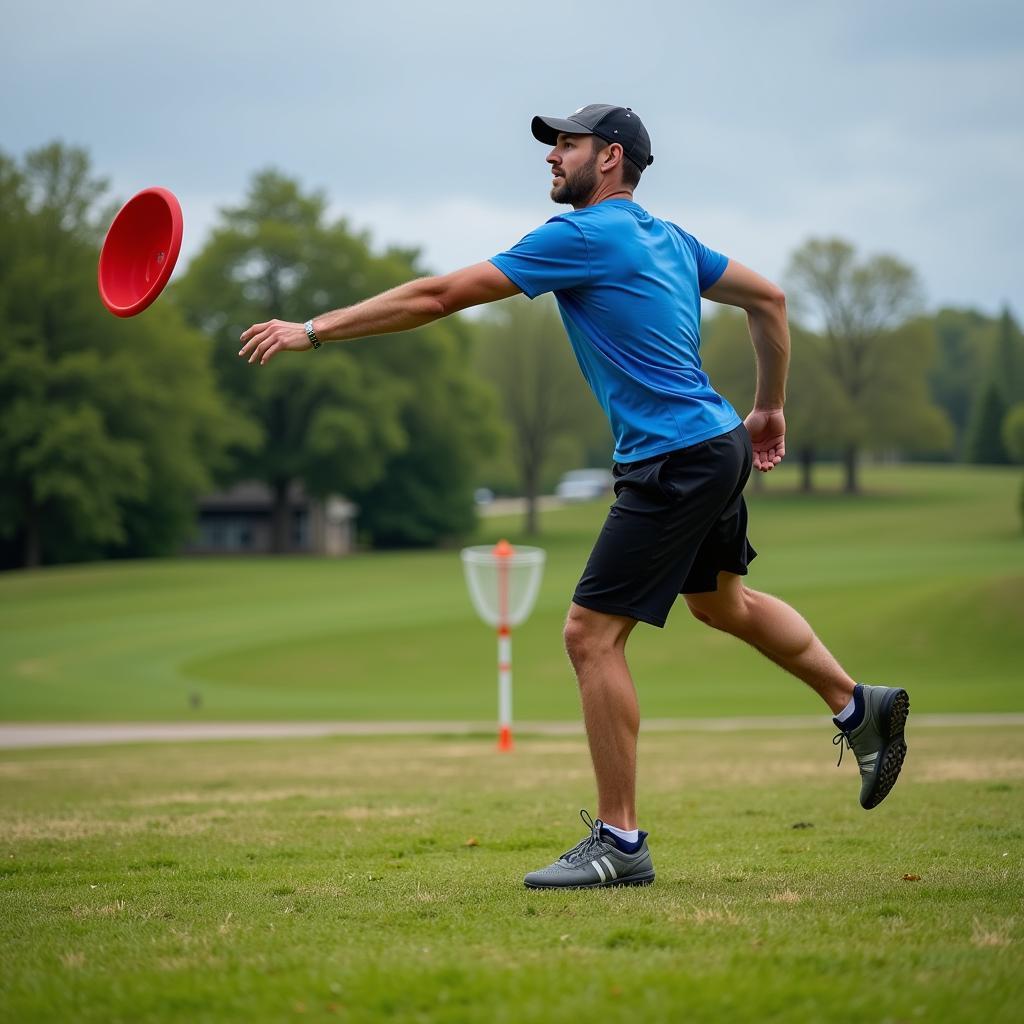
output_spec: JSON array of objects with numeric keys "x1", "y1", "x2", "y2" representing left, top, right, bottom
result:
[
  {"x1": 348, "y1": 317, "x2": 502, "y2": 547},
  {"x1": 935, "y1": 306, "x2": 1024, "y2": 463},
  {"x1": 785, "y1": 238, "x2": 951, "y2": 491},
  {"x1": 703, "y1": 310, "x2": 853, "y2": 491},
  {"x1": 1004, "y1": 404, "x2": 1024, "y2": 464},
  {"x1": 965, "y1": 382, "x2": 1010, "y2": 465},
  {"x1": 0, "y1": 143, "x2": 253, "y2": 567},
  {"x1": 702, "y1": 305, "x2": 950, "y2": 492},
  {"x1": 476, "y1": 296, "x2": 611, "y2": 532},
  {"x1": 993, "y1": 306, "x2": 1024, "y2": 408},
  {"x1": 175, "y1": 170, "x2": 497, "y2": 549},
  {"x1": 999, "y1": 402, "x2": 1024, "y2": 532},
  {"x1": 700, "y1": 308, "x2": 755, "y2": 411},
  {"x1": 929, "y1": 308, "x2": 999, "y2": 452}
]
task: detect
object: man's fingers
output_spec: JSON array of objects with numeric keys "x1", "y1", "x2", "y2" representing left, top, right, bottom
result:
[
  {"x1": 239, "y1": 327, "x2": 271, "y2": 359},
  {"x1": 239, "y1": 322, "x2": 267, "y2": 344},
  {"x1": 246, "y1": 330, "x2": 279, "y2": 364},
  {"x1": 253, "y1": 338, "x2": 275, "y2": 364},
  {"x1": 753, "y1": 443, "x2": 785, "y2": 472}
]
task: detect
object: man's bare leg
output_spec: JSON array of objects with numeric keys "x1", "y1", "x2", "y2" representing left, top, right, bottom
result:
[
  {"x1": 684, "y1": 572, "x2": 855, "y2": 714},
  {"x1": 563, "y1": 602, "x2": 640, "y2": 829}
]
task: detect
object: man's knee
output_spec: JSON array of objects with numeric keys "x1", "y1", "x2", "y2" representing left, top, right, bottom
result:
[
  {"x1": 685, "y1": 582, "x2": 755, "y2": 633},
  {"x1": 563, "y1": 604, "x2": 634, "y2": 670}
]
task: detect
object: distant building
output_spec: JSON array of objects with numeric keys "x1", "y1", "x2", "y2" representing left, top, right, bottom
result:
[{"x1": 182, "y1": 482, "x2": 358, "y2": 556}]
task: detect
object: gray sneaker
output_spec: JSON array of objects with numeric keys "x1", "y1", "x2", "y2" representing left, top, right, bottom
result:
[
  {"x1": 523, "y1": 810, "x2": 656, "y2": 889},
  {"x1": 833, "y1": 684, "x2": 910, "y2": 809}
]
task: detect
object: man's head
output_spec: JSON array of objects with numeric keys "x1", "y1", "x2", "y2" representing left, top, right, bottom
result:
[{"x1": 531, "y1": 104, "x2": 653, "y2": 207}]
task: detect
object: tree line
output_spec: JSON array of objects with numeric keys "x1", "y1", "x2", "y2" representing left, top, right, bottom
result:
[
  {"x1": 2, "y1": 143, "x2": 1022, "y2": 568},
  {"x1": 701, "y1": 247, "x2": 1024, "y2": 494}
]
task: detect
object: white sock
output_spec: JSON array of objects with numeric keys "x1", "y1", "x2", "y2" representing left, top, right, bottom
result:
[
  {"x1": 601, "y1": 822, "x2": 640, "y2": 844},
  {"x1": 835, "y1": 694, "x2": 858, "y2": 723}
]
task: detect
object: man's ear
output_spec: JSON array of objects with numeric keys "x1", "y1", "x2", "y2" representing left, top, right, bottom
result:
[{"x1": 601, "y1": 142, "x2": 624, "y2": 173}]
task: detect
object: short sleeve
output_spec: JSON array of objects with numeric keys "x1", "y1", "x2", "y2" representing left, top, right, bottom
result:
[
  {"x1": 673, "y1": 226, "x2": 729, "y2": 292},
  {"x1": 489, "y1": 217, "x2": 591, "y2": 299}
]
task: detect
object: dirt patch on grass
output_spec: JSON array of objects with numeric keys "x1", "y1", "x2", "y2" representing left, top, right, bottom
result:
[
  {"x1": 6, "y1": 807, "x2": 242, "y2": 841},
  {"x1": 688, "y1": 907, "x2": 743, "y2": 925},
  {"x1": 916, "y1": 759, "x2": 1024, "y2": 782},
  {"x1": 4, "y1": 816, "x2": 138, "y2": 841},
  {"x1": 971, "y1": 918, "x2": 1014, "y2": 948},
  {"x1": 337, "y1": 805, "x2": 426, "y2": 821},
  {"x1": 121, "y1": 786, "x2": 351, "y2": 808}
]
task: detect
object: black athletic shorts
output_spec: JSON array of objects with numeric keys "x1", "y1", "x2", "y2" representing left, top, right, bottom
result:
[{"x1": 572, "y1": 423, "x2": 756, "y2": 628}]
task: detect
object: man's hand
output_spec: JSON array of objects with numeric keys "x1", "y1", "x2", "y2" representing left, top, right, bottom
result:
[
  {"x1": 238, "y1": 320, "x2": 311, "y2": 365},
  {"x1": 744, "y1": 408, "x2": 786, "y2": 472}
]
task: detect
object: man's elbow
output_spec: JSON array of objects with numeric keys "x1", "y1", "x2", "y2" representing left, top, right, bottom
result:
[
  {"x1": 748, "y1": 284, "x2": 786, "y2": 319},
  {"x1": 410, "y1": 276, "x2": 451, "y2": 320},
  {"x1": 764, "y1": 284, "x2": 787, "y2": 314}
]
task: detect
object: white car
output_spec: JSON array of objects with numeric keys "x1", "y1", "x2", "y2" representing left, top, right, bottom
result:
[{"x1": 556, "y1": 468, "x2": 614, "y2": 502}]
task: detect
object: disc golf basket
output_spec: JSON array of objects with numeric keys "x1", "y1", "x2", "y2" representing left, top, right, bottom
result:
[{"x1": 460, "y1": 539, "x2": 546, "y2": 751}]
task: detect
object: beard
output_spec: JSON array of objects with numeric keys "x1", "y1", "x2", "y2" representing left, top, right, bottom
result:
[{"x1": 550, "y1": 153, "x2": 598, "y2": 206}]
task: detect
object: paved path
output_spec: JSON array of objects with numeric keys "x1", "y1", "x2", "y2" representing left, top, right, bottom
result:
[
  {"x1": 477, "y1": 495, "x2": 566, "y2": 517},
  {"x1": 1, "y1": 714, "x2": 1021, "y2": 750}
]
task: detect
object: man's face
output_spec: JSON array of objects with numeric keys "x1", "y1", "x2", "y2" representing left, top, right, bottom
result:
[{"x1": 547, "y1": 133, "x2": 600, "y2": 206}]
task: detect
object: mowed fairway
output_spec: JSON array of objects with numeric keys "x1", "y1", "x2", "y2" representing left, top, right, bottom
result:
[
  {"x1": 2, "y1": 727, "x2": 1023, "y2": 1022},
  {"x1": 2, "y1": 464, "x2": 1023, "y2": 1022},
  {"x1": 0, "y1": 464, "x2": 1021, "y2": 722}
]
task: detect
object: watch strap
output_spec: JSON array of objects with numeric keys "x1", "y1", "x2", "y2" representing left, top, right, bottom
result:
[{"x1": 303, "y1": 319, "x2": 322, "y2": 349}]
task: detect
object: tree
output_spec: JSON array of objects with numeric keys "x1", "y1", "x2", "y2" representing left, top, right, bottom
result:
[
  {"x1": 176, "y1": 170, "x2": 498, "y2": 549},
  {"x1": 1004, "y1": 403, "x2": 1024, "y2": 464},
  {"x1": 993, "y1": 306, "x2": 1024, "y2": 408},
  {"x1": 476, "y1": 296, "x2": 610, "y2": 534},
  {"x1": 702, "y1": 310, "x2": 851, "y2": 492},
  {"x1": 350, "y1": 324, "x2": 501, "y2": 546},
  {"x1": 965, "y1": 382, "x2": 1010, "y2": 465},
  {"x1": 1004, "y1": 404, "x2": 1024, "y2": 533},
  {"x1": 928, "y1": 307, "x2": 995, "y2": 456},
  {"x1": 963, "y1": 306, "x2": 1024, "y2": 467},
  {"x1": 786, "y1": 238, "x2": 950, "y2": 491},
  {"x1": 0, "y1": 143, "x2": 252, "y2": 568}
]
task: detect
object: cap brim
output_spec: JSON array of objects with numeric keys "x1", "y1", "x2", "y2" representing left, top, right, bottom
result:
[{"x1": 531, "y1": 115, "x2": 593, "y2": 145}]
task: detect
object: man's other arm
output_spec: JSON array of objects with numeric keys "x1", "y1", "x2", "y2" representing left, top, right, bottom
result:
[
  {"x1": 701, "y1": 260, "x2": 789, "y2": 472},
  {"x1": 239, "y1": 262, "x2": 521, "y2": 365}
]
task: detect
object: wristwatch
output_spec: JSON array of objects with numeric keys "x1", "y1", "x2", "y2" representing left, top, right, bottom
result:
[{"x1": 303, "y1": 319, "x2": 322, "y2": 349}]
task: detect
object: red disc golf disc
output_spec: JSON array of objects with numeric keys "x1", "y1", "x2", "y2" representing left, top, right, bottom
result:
[{"x1": 97, "y1": 187, "x2": 183, "y2": 317}]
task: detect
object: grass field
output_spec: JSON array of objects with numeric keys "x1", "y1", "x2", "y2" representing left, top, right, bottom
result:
[
  {"x1": 1, "y1": 463, "x2": 1021, "y2": 722},
  {"x1": 2, "y1": 726, "x2": 1022, "y2": 1023},
  {"x1": 2, "y1": 463, "x2": 1022, "y2": 1022}
]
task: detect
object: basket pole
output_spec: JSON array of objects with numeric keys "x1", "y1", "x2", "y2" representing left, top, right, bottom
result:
[{"x1": 494, "y1": 539, "x2": 514, "y2": 752}]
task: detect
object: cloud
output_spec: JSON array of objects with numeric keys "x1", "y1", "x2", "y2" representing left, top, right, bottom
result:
[{"x1": 5, "y1": 0, "x2": 1022, "y2": 317}]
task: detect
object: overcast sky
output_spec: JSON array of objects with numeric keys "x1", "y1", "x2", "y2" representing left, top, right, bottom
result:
[{"x1": 4, "y1": 0, "x2": 1022, "y2": 317}]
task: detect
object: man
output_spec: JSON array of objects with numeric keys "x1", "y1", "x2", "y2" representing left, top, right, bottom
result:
[{"x1": 239, "y1": 104, "x2": 910, "y2": 890}]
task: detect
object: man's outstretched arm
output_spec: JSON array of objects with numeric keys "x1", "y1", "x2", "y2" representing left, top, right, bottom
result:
[
  {"x1": 238, "y1": 261, "x2": 521, "y2": 366},
  {"x1": 701, "y1": 260, "x2": 790, "y2": 472}
]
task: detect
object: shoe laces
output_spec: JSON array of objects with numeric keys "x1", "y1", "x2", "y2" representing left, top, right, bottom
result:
[
  {"x1": 832, "y1": 730, "x2": 851, "y2": 767},
  {"x1": 833, "y1": 730, "x2": 875, "y2": 774},
  {"x1": 558, "y1": 809, "x2": 606, "y2": 865}
]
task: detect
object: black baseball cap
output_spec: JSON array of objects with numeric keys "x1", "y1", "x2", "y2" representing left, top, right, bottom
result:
[{"x1": 531, "y1": 104, "x2": 654, "y2": 172}]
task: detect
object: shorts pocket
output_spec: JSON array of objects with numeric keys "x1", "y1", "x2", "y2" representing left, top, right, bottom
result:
[{"x1": 613, "y1": 459, "x2": 668, "y2": 499}]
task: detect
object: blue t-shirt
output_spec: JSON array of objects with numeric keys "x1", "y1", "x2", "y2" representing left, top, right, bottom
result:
[{"x1": 489, "y1": 198, "x2": 741, "y2": 463}]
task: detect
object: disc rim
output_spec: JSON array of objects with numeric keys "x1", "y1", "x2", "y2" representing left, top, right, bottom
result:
[{"x1": 97, "y1": 187, "x2": 183, "y2": 318}]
